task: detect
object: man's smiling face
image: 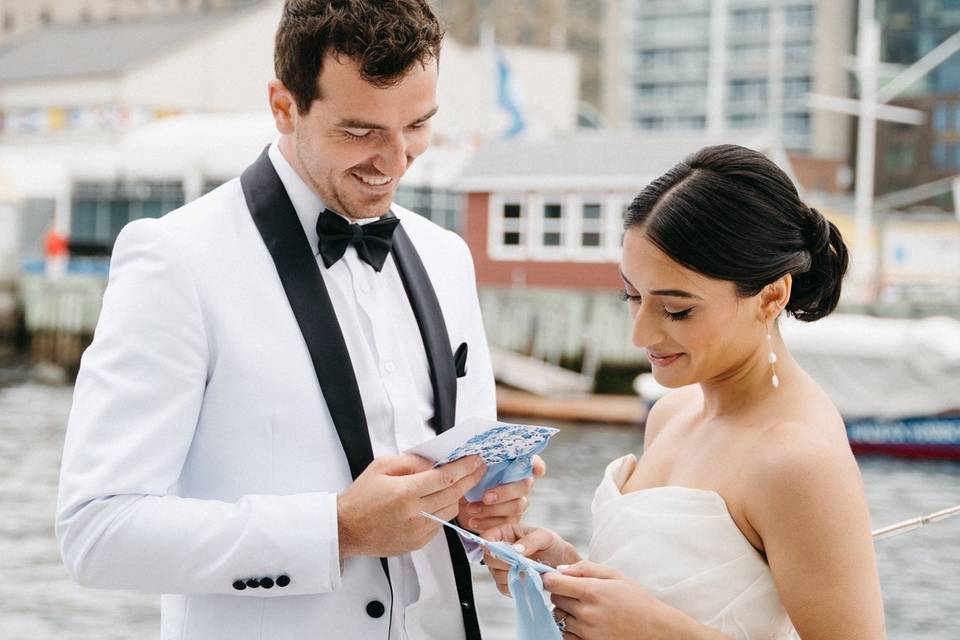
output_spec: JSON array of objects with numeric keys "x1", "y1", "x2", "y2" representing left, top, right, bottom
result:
[{"x1": 283, "y1": 53, "x2": 438, "y2": 219}]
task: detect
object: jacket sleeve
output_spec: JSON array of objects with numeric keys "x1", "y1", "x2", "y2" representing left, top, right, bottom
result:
[{"x1": 55, "y1": 218, "x2": 342, "y2": 597}]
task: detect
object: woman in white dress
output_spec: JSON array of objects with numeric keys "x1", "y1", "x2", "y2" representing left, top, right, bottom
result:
[{"x1": 483, "y1": 145, "x2": 886, "y2": 639}]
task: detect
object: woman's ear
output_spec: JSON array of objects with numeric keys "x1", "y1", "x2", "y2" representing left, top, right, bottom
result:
[{"x1": 758, "y1": 273, "x2": 792, "y2": 323}]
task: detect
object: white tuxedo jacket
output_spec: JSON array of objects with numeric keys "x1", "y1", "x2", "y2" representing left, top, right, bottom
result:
[{"x1": 56, "y1": 149, "x2": 496, "y2": 639}]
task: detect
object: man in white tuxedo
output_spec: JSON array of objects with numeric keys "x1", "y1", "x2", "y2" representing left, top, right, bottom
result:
[{"x1": 55, "y1": 1, "x2": 543, "y2": 638}]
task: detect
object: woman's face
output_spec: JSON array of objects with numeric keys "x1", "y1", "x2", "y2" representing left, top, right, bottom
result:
[{"x1": 620, "y1": 228, "x2": 765, "y2": 388}]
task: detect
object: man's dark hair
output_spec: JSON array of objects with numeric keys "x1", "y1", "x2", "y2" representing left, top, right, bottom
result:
[{"x1": 275, "y1": 0, "x2": 444, "y2": 114}]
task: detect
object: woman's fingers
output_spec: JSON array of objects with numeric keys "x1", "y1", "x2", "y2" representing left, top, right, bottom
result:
[
  {"x1": 554, "y1": 607, "x2": 583, "y2": 640},
  {"x1": 542, "y1": 571, "x2": 588, "y2": 598},
  {"x1": 560, "y1": 560, "x2": 621, "y2": 579},
  {"x1": 550, "y1": 594, "x2": 586, "y2": 618},
  {"x1": 512, "y1": 527, "x2": 558, "y2": 558}
]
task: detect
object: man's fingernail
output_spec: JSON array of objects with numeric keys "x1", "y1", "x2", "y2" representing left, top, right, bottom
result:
[
  {"x1": 512, "y1": 543, "x2": 525, "y2": 553},
  {"x1": 557, "y1": 564, "x2": 569, "y2": 570},
  {"x1": 484, "y1": 492, "x2": 498, "y2": 503},
  {"x1": 475, "y1": 457, "x2": 485, "y2": 469},
  {"x1": 468, "y1": 503, "x2": 482, "y2": 514}
]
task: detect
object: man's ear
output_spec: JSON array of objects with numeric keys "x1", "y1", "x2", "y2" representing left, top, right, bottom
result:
[
  {"x1": 268, "y1": 79, "x2": 297, "y2": 135},
  {"x1": 758, "y1": 273, "x2": 792, "y2": 323}
]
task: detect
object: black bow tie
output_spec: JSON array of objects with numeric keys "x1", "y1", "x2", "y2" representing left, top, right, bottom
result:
[{"x1": 316, "y1": 209, "x2": 400, "y2": 272}]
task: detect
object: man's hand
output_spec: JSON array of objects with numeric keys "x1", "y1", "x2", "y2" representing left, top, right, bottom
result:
[
  {"x1": 337, "y1": 454, "x2": 485, "y2": 560},
  {"x1": 457, "y1": 455, "x2": 546, "y2": 532}
]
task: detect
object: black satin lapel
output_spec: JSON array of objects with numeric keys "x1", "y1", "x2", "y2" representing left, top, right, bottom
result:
[
  {"x1": 390, "y1": 224, "x2": 458, "y2": 434},
  {"x1": 391, "y1": 223, "x2": 480, "y2": 638},
  {"x1": 240, "y1": 147, "x2": 374, "y2": 481}
]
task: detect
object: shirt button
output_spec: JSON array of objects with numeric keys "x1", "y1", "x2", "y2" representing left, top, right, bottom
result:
[
  {"x1": 383, "y1": 360, "x2": 396, "y2": 374},
  {"x1": 366, "y1": 600, "x2": 386, "y2": 618}
]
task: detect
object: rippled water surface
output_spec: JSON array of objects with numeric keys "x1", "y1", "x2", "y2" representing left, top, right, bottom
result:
[{"x1": 1, "y1": 382, "x2": 958, "y2": 638}]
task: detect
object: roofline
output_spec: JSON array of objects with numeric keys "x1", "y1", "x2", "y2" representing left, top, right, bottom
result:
[
  {"x1": 0, "y1": 1, "x2": 270, "y2": 84},
  {"x1": 121, "y1": 1, "x2": 271, "y2": 78},
  {"x1": 456, "y1": 174, "x2": 659, "y2": 193}
]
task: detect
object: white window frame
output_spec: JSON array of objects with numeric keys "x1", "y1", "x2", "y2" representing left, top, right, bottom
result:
[
  {"x1": 531, "y1": 193, "x2": 568, "y2": 260},
  {"x1": 571, "y1": 194, "x2": 608, "y2": 261},
  {"x1": 488, "y1": 193, "x2": 531, "y2": 260}
]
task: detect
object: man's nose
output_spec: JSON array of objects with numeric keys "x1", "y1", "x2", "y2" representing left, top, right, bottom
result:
[{"x1": 374, "y1": 133, "x2": 408, "y2": 177}]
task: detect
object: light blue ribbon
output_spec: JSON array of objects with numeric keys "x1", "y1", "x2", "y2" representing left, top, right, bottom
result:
[{"x1": 420, "y1": 512, "x2": 562, "y2": 640}]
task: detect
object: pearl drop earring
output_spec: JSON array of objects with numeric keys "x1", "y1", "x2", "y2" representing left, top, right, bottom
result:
[{"x1": 767, "y1": 331, "x2": 779, "y2": 389}]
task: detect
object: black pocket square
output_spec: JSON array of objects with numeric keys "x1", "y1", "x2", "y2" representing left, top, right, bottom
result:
[{"x1": 453, "y1": 342, "x2": 468, "y2": 378}]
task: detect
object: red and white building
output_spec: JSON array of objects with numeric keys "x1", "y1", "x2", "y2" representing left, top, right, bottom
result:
[{"x1": 457, "y1": 131, "x2": 796, "y2": 291}]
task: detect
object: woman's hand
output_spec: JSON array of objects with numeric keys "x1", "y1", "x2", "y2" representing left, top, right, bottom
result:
[
  {"x1": 543, "y1": 561, "x2": 724, "y2": 640},
  {"x1": 480, "y1": 523, "x2": 580, "y2": 597}
]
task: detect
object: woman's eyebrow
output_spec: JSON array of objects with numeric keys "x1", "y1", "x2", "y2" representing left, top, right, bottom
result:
[{"x1": 617, "y1": 268, "x2": 703, "y2": 300}]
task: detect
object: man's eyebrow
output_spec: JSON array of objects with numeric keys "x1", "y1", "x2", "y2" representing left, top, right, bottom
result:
[
  {"x1": 617, "y1": 268, "x2": 703, "y2": 300},
  {"x1": 336, "y1": 106, "x2": 439, "y2": 130}
]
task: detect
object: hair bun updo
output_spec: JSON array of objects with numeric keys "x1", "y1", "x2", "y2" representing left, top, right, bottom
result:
[
  {"x1": 624, "y1": 144, "x2": 850, "y2": 323},
  {"x1": 784, "y1": 207, "x2": 849, "y2": 322}
]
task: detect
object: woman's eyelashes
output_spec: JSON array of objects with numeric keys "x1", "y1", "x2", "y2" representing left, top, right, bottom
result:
[
  {"x1": 620, "y1": 290, "x2": 692, "y2": 321},
  {"x1": 662, "y1": 308, "x2": 692, "y2": 321}
]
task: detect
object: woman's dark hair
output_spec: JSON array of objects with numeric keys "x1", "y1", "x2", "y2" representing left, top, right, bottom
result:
[
  {"x1": 275, "y1": 0, "x2": 444, "y2": 115},
  {"x1": 624, "y1": 144, "x2": 848, "y2": 322}
]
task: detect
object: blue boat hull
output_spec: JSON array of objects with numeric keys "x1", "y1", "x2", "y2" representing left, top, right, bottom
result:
[{"x1": 845, "y1": 415, "x2": 960, "y2": 460}]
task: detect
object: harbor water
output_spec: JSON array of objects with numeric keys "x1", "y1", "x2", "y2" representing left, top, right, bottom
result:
[{"x1": 1, "y1": 381, "x2": 958, "y2": 638}]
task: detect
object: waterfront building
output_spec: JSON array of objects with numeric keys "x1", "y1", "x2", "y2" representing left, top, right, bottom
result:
[
  {"x1": 874, "y1": 0, "x2": 960, "y2": 204},
  {"x1": 622, "y1": 0, "x2": 855, "y2": 159},
  {"x1": 0, "y1": 0, "x2": 577, "y2": 270},
  {"x1": 457, "y1": 131, "x2": 798, "y2": 291},
  {"x1": 430, "y1": 0, "x2": 618, "y2": 128},
  {"x1": 0, "y1": 0, "x2": 257, "y2": 46}
]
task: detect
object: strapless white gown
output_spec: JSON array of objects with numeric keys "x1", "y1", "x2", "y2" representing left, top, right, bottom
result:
[{"x1": 589, "y1": 455, "x2": 799, "y2": 639}]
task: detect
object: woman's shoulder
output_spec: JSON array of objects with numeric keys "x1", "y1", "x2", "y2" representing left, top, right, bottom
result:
[
  {"x1": 745, "y1": 408, "x2": 863, "y2": 526},
  {"x1": 643, "y1": 385, "x2": 701, "y2": 448}
]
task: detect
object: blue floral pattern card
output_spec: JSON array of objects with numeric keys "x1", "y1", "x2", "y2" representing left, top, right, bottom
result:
[{"x1": 406, "y1": 417, "x2": 559, "y2": 466}]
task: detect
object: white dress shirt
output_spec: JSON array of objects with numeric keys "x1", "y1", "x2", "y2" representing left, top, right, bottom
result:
[{"x1": 268, "y1": 142, "x2": 465, "y2": 640}]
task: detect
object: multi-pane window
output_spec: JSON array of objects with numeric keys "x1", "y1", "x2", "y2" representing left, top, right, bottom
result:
[
  {"x1": 729, "y1": 79, "x2": 768, "y2": 103},
  {"x1": 489, "y1": 193, "x2": 633, "y2": 260},
  {"x1": 783, "y1": 112, "x2": 810, "y2": 134},
  {"x1": 542, "y1": 201, "x2": 563, "y2": 247},
  {"x1": 729, "y1": 113, "x2": 764, "y2": 128},
  {"x1": 784, "y1": 5, "x2": 815, "y2": 28},
  {"x1": 394, "y1": 186, "x2": 463, "y2": 233},
  {"x1": 731, "y1": 8, "x2": 769, "y2": 32},
  {"x1": 933, "y1": 143, "x2": 949, "y2": 169},
  {"x1": 581, "y1": 202, "x2": 603, "y2": 248},
  {"x1": 933, "y1": 102, "x2": 951, "y2": 132},
  {"x1": 70, "y1": 181, "x2": 184, "y2": 247},
  {"x1": 784, "y1": 41, "x2": 813, "y2": 65},
  {"x1": 729, "y1": 43, "x2": 768, "y2": 67},
  {"x1": 784, "y1": 76, "x2": 812, "y2": 100},
  {"x1": 502, "y1": 201, "x2": 524, "y2": 247}
]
